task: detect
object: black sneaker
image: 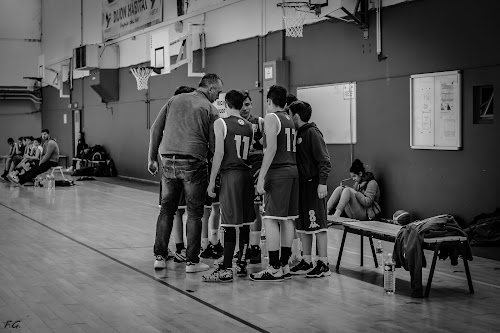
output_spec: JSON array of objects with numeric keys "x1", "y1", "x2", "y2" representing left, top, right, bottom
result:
[
  {"x1": 290, "y1": 259, "x2": 314, "y2": 275},
  {"x1": 249, "y1": 245, "x2": 262, "y2": 264},
  {"x1": 200, "y1": 242, "x2": 222, "y2": 259},
  {"x1": 306, "y1": 260, "x2": 331, "y2": 278},
  {"x1": 213, "y1": 241, "x2": 224, "y2": 256},
  {"x1": 236, "y1": 262, "x2": 247, "y2": 277},
  {"x1": 174, "y1": 249, "x2": 186, "y2": 263}
]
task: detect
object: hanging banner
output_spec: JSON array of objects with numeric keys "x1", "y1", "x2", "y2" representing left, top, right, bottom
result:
[{"x1": 102, "y1": 0, "x2": 163, "y2": 41}]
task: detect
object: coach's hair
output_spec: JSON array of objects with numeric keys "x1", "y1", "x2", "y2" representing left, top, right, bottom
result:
[
  {"x1": 267, "y1": 85, "x2": 287, "y2": 108},
  {"x1": 225, "y1": 90, "x2": 245, "y2": 110},
  {"x1": 198, "y1": 73, "x2": 222, "y2": 88},
  {"x1": 349, "y1": 159, "x2": 366, "y2": 176},
  {"x1": 7, "y1": 138, "x2": 14, "y2": 144},
  {"x1": 41, "y1": 129, "x2": 50, "y2": 135},
  {"x1": 289, "y1": 100, "x2": 312, "y2": 122},
  {"x1": 174, "y1": 86, "x2": 195, "y2": 95}
]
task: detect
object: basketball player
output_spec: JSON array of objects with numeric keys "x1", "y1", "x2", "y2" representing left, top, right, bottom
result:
[
  {"x1": 202, "y1": 90, "x2": 255, "y2": 282},
  {"x1": 250, "y1": 85, "x2": 299, "y2": 282},
  {"x1": 289, "y1": 101, "x2": 332, "y2": 277},
  {"x1": 239, "y1": 91, "x2": 264, "y2": 263}
]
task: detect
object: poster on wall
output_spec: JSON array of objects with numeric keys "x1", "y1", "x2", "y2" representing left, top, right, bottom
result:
[
  {"x1": 102, "y1": 0, "x2": 163, "y2": 41},
  {"x1": 410, "y1": 70, "x2": 461, "y2": 150}
]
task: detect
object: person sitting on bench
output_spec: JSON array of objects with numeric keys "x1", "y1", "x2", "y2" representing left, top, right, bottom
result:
[
  {"x1": 9, "y1": 137, "x2": 41, "y2": 177},
  {"x1": 8, "y1": 129, "x2": 59, "y2": 185},
  {"x1": 327, "y1": 158, "x2": 381, "y2": 220}
]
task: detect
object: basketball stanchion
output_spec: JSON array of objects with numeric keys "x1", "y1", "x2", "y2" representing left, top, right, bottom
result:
[{"x1": 130, "y1": 66, "x2": 154, "y2": 90}]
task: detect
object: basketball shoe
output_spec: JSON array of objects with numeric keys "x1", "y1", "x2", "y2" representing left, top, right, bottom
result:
[
  {"x1": 249, "y1": 245, "x2": 262, "y2": 264},
  {"x1": 249, "y1": 266, "x2": 284, "y2": 282},
  {"x1": 306, "y1": 260, "x2": 331, "y2": 278},
  {"x1": 186, "y1": 261, "x2": 210, "y2": 273},
  {"x1": 290, "y1": 259, "x2": 314, "y2": 275},
  {"x1": 282, "y1": 264, "x2": 291, "y2": 280},
  {"x1": 236, "y1": 262, "x2": 247, "y2": 277},
  {"x1": 202, "y1": 267, "x2": 233, "y2": 283},
  {"x1": 174, "y1": 249, "x2": 186, "y2": 263},
  {"x1": 200, "y1": 242, "x2": 222, "y2": 259}
]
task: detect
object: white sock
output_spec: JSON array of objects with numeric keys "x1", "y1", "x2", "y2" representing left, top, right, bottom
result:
[
  {"x1": 201, "y1": 238, "x2": 208, "y2": 249},
  {"x1": 292, "y1": 238, "x2": 301, "y2": 258},
  {"x1": 209, "y1": 229, "x2": 218, "y2": 245},
  {"x1": 250, "y1": 231, "x2": 260, "y2": 246},
  {"x1": 318, "y1": 256, "x2": 328, "y2": 265},
  {"x1": 303, "y1": 255, "x2": 312, "y2": 264}
]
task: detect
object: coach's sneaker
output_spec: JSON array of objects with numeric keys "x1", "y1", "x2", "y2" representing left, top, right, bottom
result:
[
  {"x1": 236, "y1": 262, "x2": 248, "y2": 277},
  {"x1": 154, "y1": 255, "x2": 167, "y2": 270},
  {"x1": 306, "y1": 260, "x2": 331, "y2": 278},
  {"x1": 290, "y1": 259, "x2": 314, "y2": 275},
  {"x1": 249, "y1": 245, "x2": 262, "y2": 264},
  {"x1": 200, "y1": 242, "x2": 222, "y2": 259},
  {"x1": 202, "y1": 267, "x2": 233, "y2": 283},
  {"x1": 249, "y1": 266, "x2": 284, "y2": 282},
  {"x1": 186, "y1": 261, "x2": 210, "y2": 273},
  {"x1": 174, "y1": 249, "x2": 186, "y2": 263}
]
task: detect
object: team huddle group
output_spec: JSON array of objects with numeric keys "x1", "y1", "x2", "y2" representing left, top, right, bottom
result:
[{"x1": 148, "y1": 73, "x2": 334, "y2": 283}]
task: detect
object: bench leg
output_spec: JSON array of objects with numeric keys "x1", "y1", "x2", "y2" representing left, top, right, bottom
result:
[
  {"x1": 460, "y1": 241, "x2": 474, "y2": 294},
  {"x1": 360, "y1": 235, "x2": 364, "y2": 266},
  {"x1": 369, "y1": 237, "x2": 378, "y2": 267},
  {"x1": 425, "y1": 243, "x2": 440, "y2": 298},
  {"x1": 336, "y1": 229, "x2": 348, "y2": 271}
]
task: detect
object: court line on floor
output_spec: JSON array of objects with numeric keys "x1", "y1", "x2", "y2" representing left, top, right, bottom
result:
[
  {"x1": 78, "y1": 183, "x2": 159, "y2": 208},
  {"x1": 0, "y1": 201, "x2": 268, "y2": 333}
]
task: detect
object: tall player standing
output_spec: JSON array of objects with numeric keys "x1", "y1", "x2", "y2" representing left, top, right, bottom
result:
[
  {"x1": 250, "y1": 85, "x2": 299, "y2": 282},
  {"x1": 202, "y1": 90, "x2": 256, "y2": 282}
]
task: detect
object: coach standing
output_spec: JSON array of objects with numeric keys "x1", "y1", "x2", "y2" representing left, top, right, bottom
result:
[{"x1": 148, "y1": 73, "x2": 223, "y2": 273}]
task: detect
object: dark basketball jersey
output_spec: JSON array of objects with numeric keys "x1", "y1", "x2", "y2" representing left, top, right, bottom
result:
[
  {"x1": 219, "y1": 116, "x2": 254, "y2": 173},
  {"x1": 263, "y1": 111, "x2": 297, "y2": 170}
]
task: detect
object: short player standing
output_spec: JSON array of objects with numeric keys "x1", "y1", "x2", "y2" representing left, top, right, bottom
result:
[
  {"x1": 289, "y1": 101, "x2": 332, "y2": 277},
  {"x1": 202, "y1": 90, "x2": 256, "y2": 282},
  {"x1": 251, "y1": 85, "x2": 298, "y2": 282}
]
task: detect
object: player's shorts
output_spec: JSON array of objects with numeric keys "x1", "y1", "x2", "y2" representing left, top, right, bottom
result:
[
  {"x1": 262, "y1": 176, "x2": 299, "y2": 220},
  {"x1": 219, "y1": 169, "x2": 256, "y2": 227},
  {"x1": 295, "y1": 178, "x2": 328, "y2": 234}
]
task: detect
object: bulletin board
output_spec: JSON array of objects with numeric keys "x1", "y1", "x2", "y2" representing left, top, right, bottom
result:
[
  {"x1": 410, "y1": 70, "x2": 462, "y2": 150},
  {"x1": 297, "y1": 82, "x2": 356, "y2": 144}
]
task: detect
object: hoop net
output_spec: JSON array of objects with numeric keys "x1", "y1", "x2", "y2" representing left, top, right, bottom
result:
[
  {"x1": 131, "y1": 67, "x2": 154, "y2": 90},
  {"x1": 23, "y1": 77, "x2": 41, "y2": 91},
  {"x1": 278, "y1": 2, "x2": 310, "y2": 38}
]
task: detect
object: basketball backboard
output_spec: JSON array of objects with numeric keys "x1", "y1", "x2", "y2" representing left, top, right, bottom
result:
[{"x1": 150, "y1": 28, "x2": 170, "y2": 76}]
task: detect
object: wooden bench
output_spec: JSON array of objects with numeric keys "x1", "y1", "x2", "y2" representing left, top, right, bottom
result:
[{"x1": 329, "y1": 216, "x2": 474, "y2": 297}]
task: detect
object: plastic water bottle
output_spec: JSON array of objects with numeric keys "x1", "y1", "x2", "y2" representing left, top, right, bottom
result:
[
  {"x1": 50, "y1": 174, "x2": 55, "y2": 189},
  {"x1": 46, "y1": 174, "x2": 51, "y2": 189},
  {"x1": 260, "y1": 226, "x2": 268, "y2": 259},
  {"x1": 383, "y1": 253, "x2": 396, "y2": 294},
  {"x1": 376, "y1": 240, "x2": 384, "y2": 269},
  {"x1": 34, "y1": 176, "x2": 39, "y2": 188}
]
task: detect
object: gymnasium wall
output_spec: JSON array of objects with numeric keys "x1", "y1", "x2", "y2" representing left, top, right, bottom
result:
[{"x1": 41, "y1": 0, "x2": 499, "y2": 223}]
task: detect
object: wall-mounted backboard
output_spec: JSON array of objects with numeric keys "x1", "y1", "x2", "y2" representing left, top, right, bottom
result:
[{"x1": 410, "y1": 70, "x2": 461, "y2": 150}]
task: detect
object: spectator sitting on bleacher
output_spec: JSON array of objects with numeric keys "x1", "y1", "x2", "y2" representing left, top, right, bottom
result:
[
  {"x1": 327, "y1": 158, "x2": 381, "y2": 221},
  {"x1": 8, "y1": 137, "x2": 41, "y2": 178},
  {"x1": 1, "y1": 138, "x2": 20, "y2": 181},
  {"x1": 8, "y1": 129, "x2": 59, "y2": 186}
]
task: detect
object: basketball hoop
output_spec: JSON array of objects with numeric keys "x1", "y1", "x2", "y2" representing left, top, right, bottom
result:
[
  {"x1": 130, "y1": 66, "x2": 154, "y2": 90},
  {"x1": 277, "y1": 2, "x2": 311, "y2": 38},
  {"x1": 23, "y1": 77, "x2": 42, "y2": 91}
]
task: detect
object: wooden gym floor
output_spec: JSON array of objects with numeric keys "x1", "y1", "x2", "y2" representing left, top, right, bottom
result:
[{"x1": 1, "y1": 179, "x2": 500, "y2": 333}]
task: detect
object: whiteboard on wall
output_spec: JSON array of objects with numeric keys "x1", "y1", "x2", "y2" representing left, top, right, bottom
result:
[
  {"x1": 410, "y1": 70, "x2": 462, "y2": 150},
  {"x1": 297, "y1": 83, "x2": 356, "y2": 144}
]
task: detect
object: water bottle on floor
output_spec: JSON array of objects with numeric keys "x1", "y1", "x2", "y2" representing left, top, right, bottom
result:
[
  {"x1": 376, "y1": 240, "x2": 384, "y2": 269},
  {"x1": 260, "y1": 226, "x2": 268, "y2": 259},
  {"x1": 46, "y1": 174, "x2": 51, "y2": 189},
  {"x1": 383, "y1": 253, "x2": 396, "y2": 294}
]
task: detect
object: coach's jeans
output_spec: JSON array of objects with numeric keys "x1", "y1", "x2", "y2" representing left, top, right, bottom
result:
[{"x1": 154, "y1": 157, "x2": 207, "y2": 263}]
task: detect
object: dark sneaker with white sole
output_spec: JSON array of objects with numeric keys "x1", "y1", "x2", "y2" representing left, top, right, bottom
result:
[
  {"x1": 290, "y1": 259, "x2": 314, "y2": 275},
  {"x1": 306, "y1": 260, "x2": 331, "y2": 278}
]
